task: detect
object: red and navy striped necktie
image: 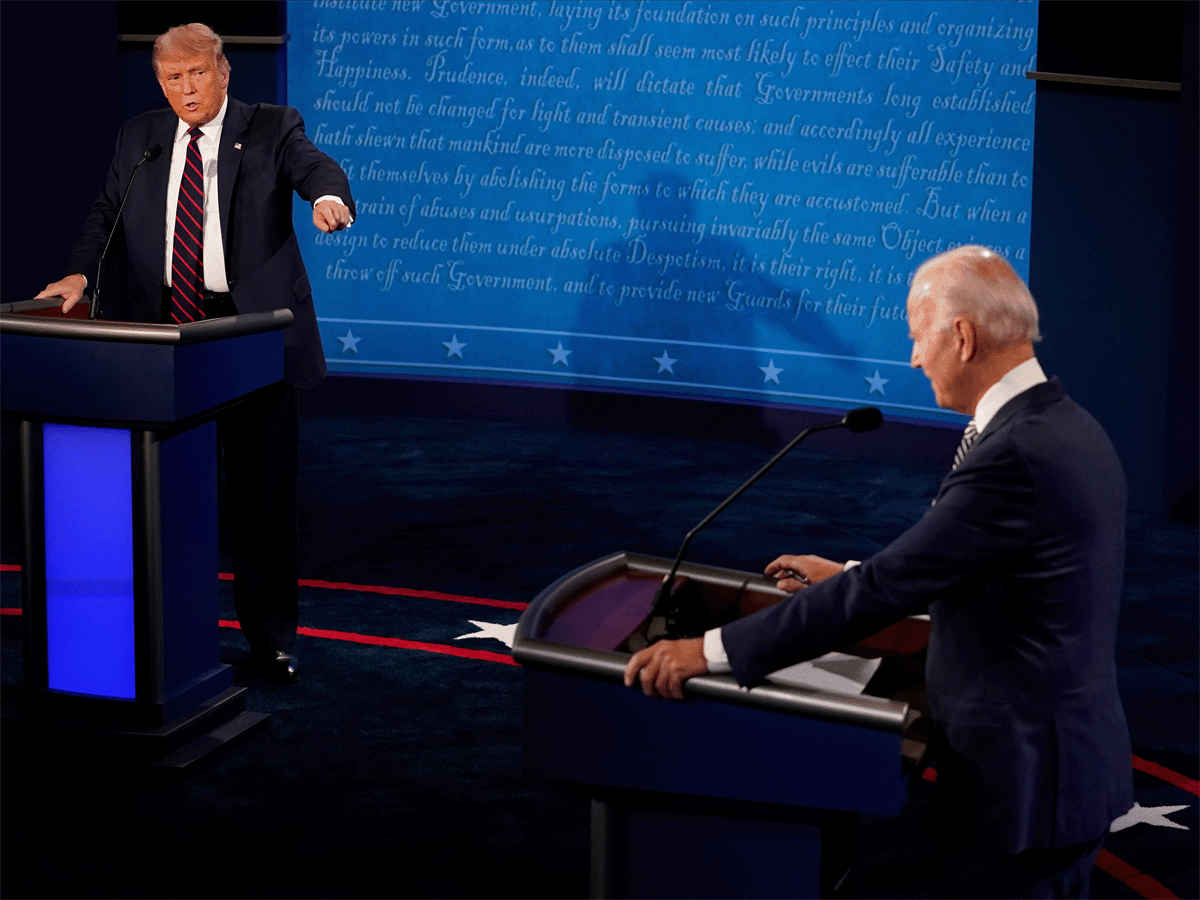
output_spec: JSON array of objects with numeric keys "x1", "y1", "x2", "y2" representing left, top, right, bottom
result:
[{"x1": 170, "y1": 126, "x2": 205, "y2": 323}]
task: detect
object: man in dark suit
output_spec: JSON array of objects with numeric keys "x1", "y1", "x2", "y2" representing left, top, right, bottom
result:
[
  {"x1": 624, "y1": 245, "x2": 1133, "y2": 898},
  {"x1": 37, "y1": 23, "x2": 355, "y2": 684}
]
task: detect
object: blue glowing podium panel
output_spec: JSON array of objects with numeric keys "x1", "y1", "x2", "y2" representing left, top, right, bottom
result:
[
  {"x1": 1, "y1": 301, "x2": 292, "y2": 764},
  {"x1": 514, "y1": 552, "x2": 929, "y2": 898},
  {"x1": 43, "y1": 424, "x2": 136, "y2": 698}
]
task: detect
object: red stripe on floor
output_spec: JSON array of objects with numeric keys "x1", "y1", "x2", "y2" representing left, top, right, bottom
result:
[
  {"x1": 216, "y1": 571, "x2": 528, "y2": 610},
  {"x1": 1133, "y1": 754, "x2": 1200, "y2": 796},
  {"x1": 218, "y1": 619, "x2": 517, "y2": 666},
  {"x1": 300, "y1": 578, "x2": 527, "y2": 610},
  {"x1": 1096, "y1": 848, "x2": 1180, "y2": 900},
  {"x1": 7, "y1": 564, "x2": 1200, "y2": 798},
  {"x1": 1, "y1": 562, "x2": 1197, "y2": 899}
]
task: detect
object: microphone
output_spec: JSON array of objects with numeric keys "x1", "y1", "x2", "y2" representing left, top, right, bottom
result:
[
  {"x1": 842, "y1": 405, "x2": 884, "y2": 433},
  {"x1": 89, "y1": 143, "x2": 162, "y2": 319},
  {"x1": 642, "y1": 407, "x2": 883, "y2": 644}
]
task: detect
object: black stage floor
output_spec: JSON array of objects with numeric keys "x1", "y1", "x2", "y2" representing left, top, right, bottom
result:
[{"x1": 2, "y1": 392, "x2": 1196, "y2": 898}]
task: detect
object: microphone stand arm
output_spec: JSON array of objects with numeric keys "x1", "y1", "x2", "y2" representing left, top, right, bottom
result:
[
  {"x1": 649, "y1": 418, "x2": 846, "y2": 616},
  {"x1": 90, "y1": 150, "x2": 155, "y2": 319}
]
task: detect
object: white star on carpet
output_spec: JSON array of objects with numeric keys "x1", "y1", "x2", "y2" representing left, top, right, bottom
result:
[
  {"x1": 548, "y1": 342, "x2": 572, "y2": 366},
  {"x1": 455, "y1": 620, "x2": 517, "y2": 649},
  {"x1": 653, "y1": 350, "x2": 677, "y2": 374},
  {"x1": 1110, "y1": 802, "x2": 1191, "y2": 832},
  {"x1": 337, "y1": 329, "x2": 361, "y2": 354},
  {"x1": 442, "y1": 335, "x2": 466, "y2": 358},
  {"x1": 759, "y1": 359, "x2": 784, "y2": 384},
  {"x1": 865, "y1": 370, "x2": 889, "y2": 395}
]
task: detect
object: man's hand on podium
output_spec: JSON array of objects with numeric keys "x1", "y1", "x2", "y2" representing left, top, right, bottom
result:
[
  {"x1": 35, "y1": 274, "x2": 87, "y2": 314},
  {"x1": 624, "y1": 637, "x2": 707, "y2": 700},
  {"x1": 765, "y1": 554, "x2": 844, "y2": 593}
]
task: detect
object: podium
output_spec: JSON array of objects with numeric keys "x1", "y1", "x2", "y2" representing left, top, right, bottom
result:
[
  {"x1": 1, "y1": 298, "x2": 294, "y2": 768},
  {"x1": 513, "y1": 552, "x2": 931, "y2": 899}
]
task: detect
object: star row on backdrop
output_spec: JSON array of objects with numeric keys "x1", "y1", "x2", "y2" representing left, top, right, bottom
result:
[{"x1": 336, "y1": 329, "x2": 893, "y2": 395}]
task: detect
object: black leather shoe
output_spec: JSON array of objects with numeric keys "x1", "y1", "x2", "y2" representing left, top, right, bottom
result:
[{"x1": 255, "y1": 650, "x2": 300, "y2": 684}]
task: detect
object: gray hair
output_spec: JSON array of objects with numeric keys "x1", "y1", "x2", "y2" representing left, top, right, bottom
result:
[
  {"x1": 911, "y1": 245, "x2": 1041, "y2": 344},
  {"x1": 153, "y1": 23, "x2": 231, "y2": 78}
]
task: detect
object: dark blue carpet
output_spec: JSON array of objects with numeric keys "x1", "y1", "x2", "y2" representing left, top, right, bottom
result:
[{"x1": 2, "y1": 406, "x2": 1195, "y2": 898}]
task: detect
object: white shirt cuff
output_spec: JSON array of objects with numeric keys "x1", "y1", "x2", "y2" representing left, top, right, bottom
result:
[
  {"x1": 703, "y1": 627, "x2": 732, "y2": 674},
  {"x1": 704, "y1": 563, "x2": 858, "y2": 676}
]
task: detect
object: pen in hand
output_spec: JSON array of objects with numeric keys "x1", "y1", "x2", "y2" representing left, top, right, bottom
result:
[{"x1": 778, "y1": 568, "x2": 811, "y2": 585}]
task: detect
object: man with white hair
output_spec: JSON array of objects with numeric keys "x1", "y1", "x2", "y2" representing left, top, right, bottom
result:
[
  {"x1": 37, "y1": 23, "x2": 355, "y2": 684},
  {"x1": 625, "y1": 245, "x2": 1133, "y2": 897}
]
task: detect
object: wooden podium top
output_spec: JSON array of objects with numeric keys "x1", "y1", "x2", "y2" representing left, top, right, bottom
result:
[
  {"x1": 514, "y1": 551, "x2": 929, "y2": 737},
  {"x1": 516, "y1": 552, "x2": 931, "y2": 814}
]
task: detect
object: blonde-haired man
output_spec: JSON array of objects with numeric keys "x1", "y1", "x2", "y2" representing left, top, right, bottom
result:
[{"x1": 38, "y1": 23, "x2": 355, "y2": 683}]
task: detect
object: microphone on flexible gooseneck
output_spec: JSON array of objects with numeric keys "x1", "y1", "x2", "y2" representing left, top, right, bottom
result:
[
  {"x1": 642, "y1": 406, "x2": 883, "y2": 644},
  {"x1": 89, "y1": 143, "x2": 162, "y2": 319}
]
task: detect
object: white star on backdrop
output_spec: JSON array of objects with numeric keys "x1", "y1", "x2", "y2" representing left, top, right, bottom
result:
[
  {"x1": 653, "y1": 350, "x2": 677, "y2": 374},
  {"x1": 759, "y1": 359, "x2": 784, "y2": 384},
  {"x1": 442, "y1": 335, "x2": 466, "y2": 358},
  {"x1": 548, "y1": 342, "x2": 572, "y2": 366},
  {"x1": 337, "y1": 329, "x2": 361, "y2": 353},
  {"x1": 865, "y1": 370, "x2": 889, "y2": 395},
  {"x1": 455, "y1": 620, "x2": 517, "y2": 649},
  {"x1": 1110, "y1": 802, "x2": 1191, "y2": 832}
]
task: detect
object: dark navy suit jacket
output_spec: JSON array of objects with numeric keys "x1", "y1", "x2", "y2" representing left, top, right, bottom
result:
[
  {"x1": 66, "y1": 97, "x2": 353, "y2": 389},
  {"x1": 722, "y1": 378, "x2": 1134, "y2": 853}
]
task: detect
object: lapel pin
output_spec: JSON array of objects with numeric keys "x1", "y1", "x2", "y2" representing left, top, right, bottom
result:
[{"x1": 234, "y1": 142, "x2": 243, "y2": 150}]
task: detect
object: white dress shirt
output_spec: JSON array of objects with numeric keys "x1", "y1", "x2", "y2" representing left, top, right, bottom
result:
[
  {"x1": 165, "y1": 96, "x2": 230, "y2": 291},
  {"x1": 162, "y1": 96, "x2": 351, "y2": 293},
  {"x1": 702, "y1": 357, "x2": 1049, "y2": 674},
  {"x1": 970, "y1": 356, "x2": 1047, "y2": 436}
]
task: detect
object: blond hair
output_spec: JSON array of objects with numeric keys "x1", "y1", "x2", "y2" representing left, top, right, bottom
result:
[{"x1": 153, "y1": 23, "x2": 230, "y2": 77}]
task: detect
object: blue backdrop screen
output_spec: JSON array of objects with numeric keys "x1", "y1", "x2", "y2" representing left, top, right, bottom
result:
[{"x1": 287, "y1": 0, "x2": 1037, "y2": 423}]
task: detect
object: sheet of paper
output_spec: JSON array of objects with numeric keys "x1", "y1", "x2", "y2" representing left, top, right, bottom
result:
[{"x1": 765, "y1": 652, "x2": 882, "y2": 697}]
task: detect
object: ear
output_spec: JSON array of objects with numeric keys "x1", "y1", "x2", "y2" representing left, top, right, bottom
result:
[{"x1": 952, "y1": 317, "x2": 978, "y2": 363}]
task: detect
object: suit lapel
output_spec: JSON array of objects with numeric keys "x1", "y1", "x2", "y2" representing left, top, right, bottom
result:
[
  {"x1": 218, "y1": 98, "x2": 253, "y2": 265},
  {"x1": 931, "y1": 379, "x2": 1065, "y2": 506},
  {"x1": 141, "y1": 113, "x2": 177, "y2": 282}
]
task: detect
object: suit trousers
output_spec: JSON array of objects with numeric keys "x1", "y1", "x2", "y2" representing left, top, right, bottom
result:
[
  {"x1": 936, "y1": 836, "x2": 1105, "y2": 899},
  {"x1": 218, "y1": 380, "x2": 301, "y2": 656}
]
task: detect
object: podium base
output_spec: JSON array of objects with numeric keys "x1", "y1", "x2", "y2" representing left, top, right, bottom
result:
[
  {"x1": 1, "y1": 686, "x2": 270, "y2": 773},
  {"x1": 589, "y1": 789, "x2": 855, "y2": 900}
]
